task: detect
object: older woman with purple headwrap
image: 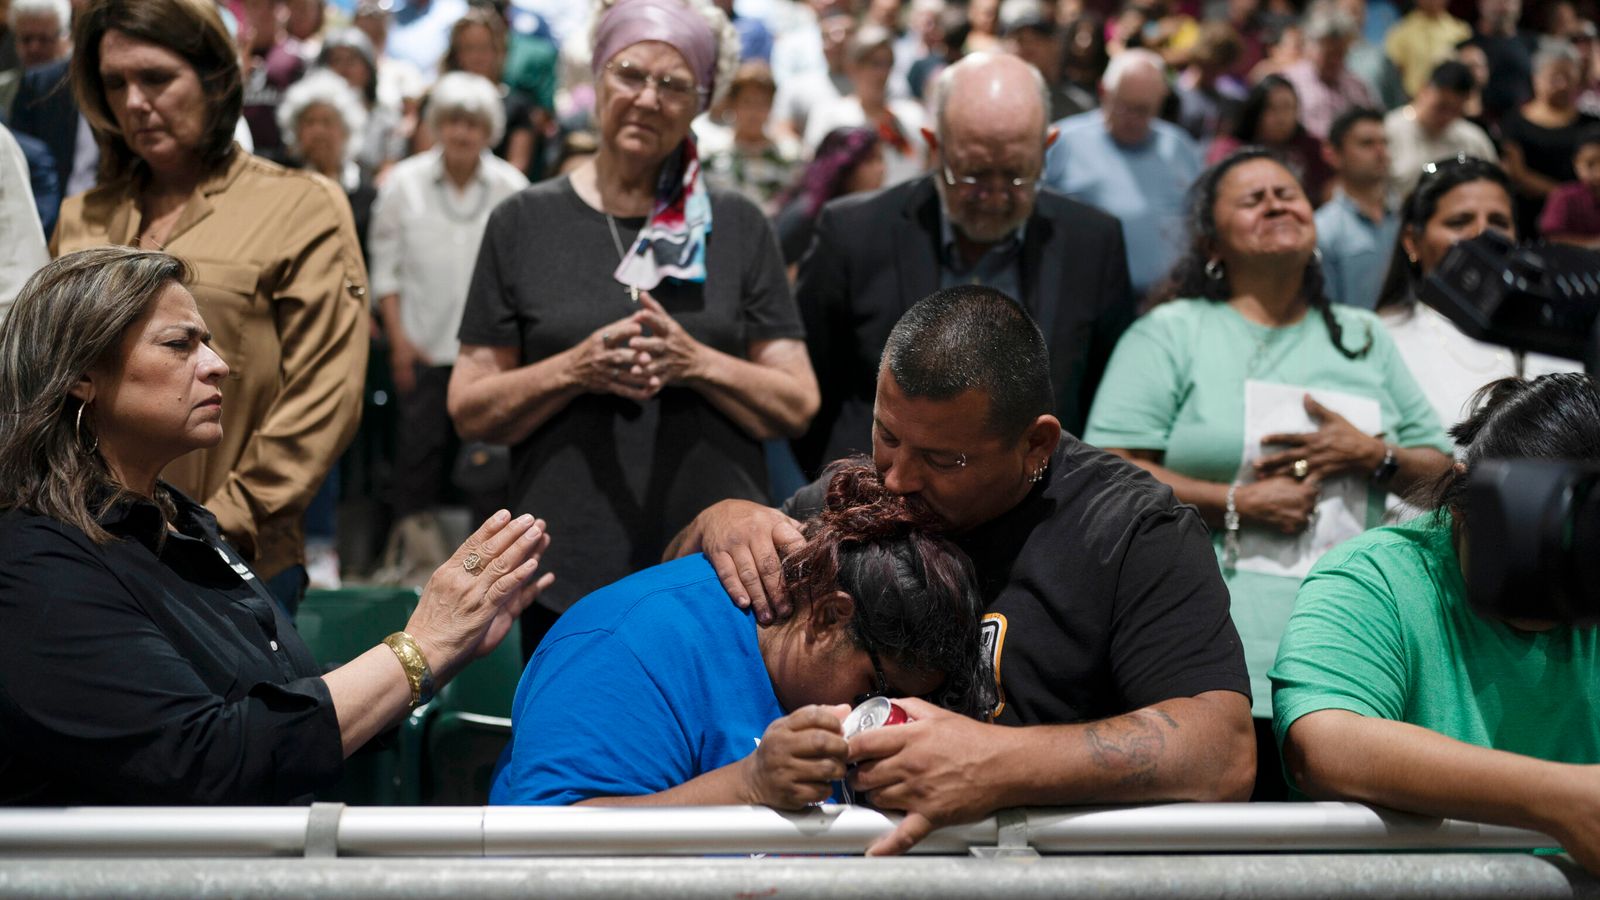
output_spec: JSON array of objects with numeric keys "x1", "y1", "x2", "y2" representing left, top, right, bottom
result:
[{"x1": 449, "y1": 0, "x2": 819, "y2": 654}]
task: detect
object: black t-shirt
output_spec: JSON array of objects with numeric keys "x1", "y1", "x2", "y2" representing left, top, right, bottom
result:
[
  {"x1": 786, "y1": 437, "x2": 1249, "y2": 725},
  {"x1": 1475, "y1": 31, "x2": 1536, "y2": 122},
  {"x1": 1500, "y1": 110, "x2": 1600, "y2": 236},
  {"x1": 0, "y1": 487, "x2": 341, "y2": 804},
  {"x1": 458, "y1": 177, "x2": 803, "y2": 612}
]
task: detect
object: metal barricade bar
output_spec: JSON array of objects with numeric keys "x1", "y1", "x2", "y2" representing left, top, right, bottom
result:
[
  {"x1": 0, "y1": 803, "x2": 1559, "y2": 858},
  {"x1": 0, "y1": 855, "x2": 1592, "y2": 899}
]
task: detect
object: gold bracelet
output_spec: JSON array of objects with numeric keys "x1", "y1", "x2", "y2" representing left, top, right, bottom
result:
[{"x1": 383, "y1": 631, "x2": 436, "y2": 709}]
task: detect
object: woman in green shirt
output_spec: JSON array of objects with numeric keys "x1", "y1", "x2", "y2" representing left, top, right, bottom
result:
[
  {"x1": 1272, "y1": 373, "x2": 1600, "y2": 874},
  {"x1": 1084, "y1": 148, "x2": 1454, "y2": 798}
]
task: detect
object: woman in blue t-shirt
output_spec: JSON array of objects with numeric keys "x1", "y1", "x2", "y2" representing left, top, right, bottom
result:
[{"x1": 490, "y1": 459, "x2": 992, "y2": 809}]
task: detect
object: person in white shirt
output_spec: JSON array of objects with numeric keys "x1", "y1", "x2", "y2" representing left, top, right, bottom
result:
[
  {"x1": 1375, "y1": 156, "x2": 1576, "y2": 440},
  {"x1": 1384, "y1": 60, "x2": 1499, "y2": 197},
  {"x1": 803, "y1": 23, "x2": 927, "y2": 186},
  {"x1": 0, "y1": 123, "x2": 48, "y2": 322},
  {"x1": 367, "y1": 72, "x2": 529, "y2": 559}
]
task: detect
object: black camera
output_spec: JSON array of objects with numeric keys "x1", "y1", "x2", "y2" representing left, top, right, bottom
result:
[{"x1": 1420, "y1": 233, "x2": 1600, "y2": 625}]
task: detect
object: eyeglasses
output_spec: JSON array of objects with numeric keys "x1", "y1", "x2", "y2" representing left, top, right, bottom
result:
[
  {"x1": 604, "y1": 59, "x2": 705, "y2": 107},
  {"x1": 940, "y1": 163, "x2": 1040, "y2": 195}
]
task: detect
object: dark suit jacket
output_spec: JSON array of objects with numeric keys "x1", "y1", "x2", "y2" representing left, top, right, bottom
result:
[
  {"x1": 791, "y1": 176, "x2": 1135, "y2": 477},
  {"x1": 10, "y1": 60, "x2": 77, "y2": 197}
]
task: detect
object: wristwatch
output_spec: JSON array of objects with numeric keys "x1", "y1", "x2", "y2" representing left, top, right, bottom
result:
[{"x1": 1371, "y1": 443, "x2": 1399, "y2": 487}]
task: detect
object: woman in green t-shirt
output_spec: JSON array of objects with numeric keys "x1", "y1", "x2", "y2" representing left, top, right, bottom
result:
[
  {"x1": 1272, "y1": 372, "x2": 1600, "y2": 875},
  {"x1": 1084, "y1": 148, "x2": 1455, "y2": 799}
]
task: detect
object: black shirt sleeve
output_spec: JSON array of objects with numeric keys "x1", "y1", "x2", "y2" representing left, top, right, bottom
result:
[
  {"x1": 777, "y1": 473, "x2": 829, "y2": 520},
  {"x1": 1108, "y1": 507, "x2": 1251, "y2": 709},
  {"x1": 457, "y1": 198, "x2": 524, "y2": 349},
  {"x1": 731, "y1": 193, "x2": 805, "y2": 344},
  {"x1": 0, "y1": 518, "x2": 344, "y2": 804}
]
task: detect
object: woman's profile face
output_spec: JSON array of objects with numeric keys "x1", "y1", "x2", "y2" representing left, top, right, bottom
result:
[
  {"x1": 98, "y1": 29, "x2": 209, "y2": 172},
  {"x1": 1210, "y1": 157, "x2": 1316, "y2": 266},
  {"x1": 1256, "y1": 85, "x2": 1300, "y2": 145},
  {"x1": 1404, "y1": 179, "x2": 1515, "y2": 276},
  {"x1": 86, "y1": 283, "x2": 229, "y2": 465},
  {"x1": 597, "y1": 41, "x2": 700, "y2": 165},
  {"x1": 773, "y1": 598, "x2": 945, "y2": 713}
]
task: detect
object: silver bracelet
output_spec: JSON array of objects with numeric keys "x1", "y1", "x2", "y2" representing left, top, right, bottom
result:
[{"x1": 1224, "y1": 482, "x2": 1241, "y2": 568}]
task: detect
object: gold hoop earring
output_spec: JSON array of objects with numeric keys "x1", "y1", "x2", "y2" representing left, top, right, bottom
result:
[{"x1": 75, "y1": 401, "x2": 98, "y2": 453}]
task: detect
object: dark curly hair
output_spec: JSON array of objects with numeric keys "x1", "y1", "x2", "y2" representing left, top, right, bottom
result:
[
  {"x1": 1411, "y1": 373, "x2": 1600, "y2": 518},
  {"x1": 781, "y1": 457, "x2": 995, "y2": 718},
  {"x1": 1152, "y1": 146, "x2": 1371, "y2": 360}
]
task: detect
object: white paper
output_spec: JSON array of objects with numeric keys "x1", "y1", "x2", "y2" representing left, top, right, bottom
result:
[{"x1": 1234, "y1": 380, "x2": 1382, "y2": 579}]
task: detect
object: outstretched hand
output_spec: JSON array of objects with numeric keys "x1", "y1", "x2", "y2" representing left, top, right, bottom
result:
[{"x1": 407, "y1": 511, "x2": 554, "y2": 683}]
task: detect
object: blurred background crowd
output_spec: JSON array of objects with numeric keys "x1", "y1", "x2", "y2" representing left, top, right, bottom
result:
[{"x1": 2, "y1": 0, "x2": 1597, "y2": 594}]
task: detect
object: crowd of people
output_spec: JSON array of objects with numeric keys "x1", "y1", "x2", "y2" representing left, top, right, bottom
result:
[{"x1": 0, "y1": 0, "x2": 1597, "y2": 870}]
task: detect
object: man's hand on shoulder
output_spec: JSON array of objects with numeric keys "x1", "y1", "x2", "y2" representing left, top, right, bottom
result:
[
  {"x1": 667, "y1": 499, "x2": 805, "y2": 624},
  {"x1": 846, "y1": 698, "x2": 1012, "y2": 855}
]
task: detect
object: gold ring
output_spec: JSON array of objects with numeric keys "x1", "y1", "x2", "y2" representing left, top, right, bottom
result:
[
  {"x1": 463, "y1": 552, "x2": 484, "y2": 575},
  {"x1": 1292, "y1": 458, "x2": 1310, "y2": 480}
]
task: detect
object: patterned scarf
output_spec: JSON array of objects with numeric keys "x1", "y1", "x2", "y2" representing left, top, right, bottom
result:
[{"x1": 614, "y1": 138, "x2": 711, "y2": 292}]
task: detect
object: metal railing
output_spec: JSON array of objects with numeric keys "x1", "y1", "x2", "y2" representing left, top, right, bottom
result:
[{"x1": 0, "y1": 802, "x2": 1559, "y2": 858}]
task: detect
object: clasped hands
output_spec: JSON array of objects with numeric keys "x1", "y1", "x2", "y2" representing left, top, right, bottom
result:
[
  {"x1": 738, "y1": 699, "x2": 1002, "y2": 857},
  {"x1": 1238, "y1": 394, "x2": 1388, "y2": 536},
  {"x1": 570, "y1": 291, "x2": 703, "y2": 403}
]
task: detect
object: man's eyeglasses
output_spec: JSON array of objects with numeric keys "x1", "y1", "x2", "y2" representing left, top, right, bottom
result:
[
  {"x1": 940, "y1": 164, "x2": 1040, "y2": 196},
  {"x1": 604, "y1": 59, "x2": 705, "y2": 107}
]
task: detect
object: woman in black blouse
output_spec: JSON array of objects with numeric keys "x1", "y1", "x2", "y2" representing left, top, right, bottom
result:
[
  {"x1": 1500, "y1": 40, "x2": 1600, "y2": 237},
  {"x1": 0, "y1": 248, "x2": 552, "y2": 804}
]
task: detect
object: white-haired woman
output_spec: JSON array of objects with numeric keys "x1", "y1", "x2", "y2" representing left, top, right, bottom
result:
[
  {"x1": 370, "y1": 71, "x2": 528, "y2": 573},
  {"x1": 449, "y1": 0, "x2": 819, "y2": 655},
  {"x1": 279, "y1": 68, "x2": 376, "y2": 248}
]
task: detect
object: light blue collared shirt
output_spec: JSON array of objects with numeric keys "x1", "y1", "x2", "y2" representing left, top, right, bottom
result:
[{"x1": 1315, "y1": 190, "x2": 1400, "y2": 310}]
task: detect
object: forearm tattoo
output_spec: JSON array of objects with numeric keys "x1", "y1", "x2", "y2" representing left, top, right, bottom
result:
[{"x1": 1084, "y1": 708, "x2": 1181, "y2": 788}]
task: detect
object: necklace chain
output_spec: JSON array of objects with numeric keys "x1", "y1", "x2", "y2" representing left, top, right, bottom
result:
[
  {"x1": 606, "y1": 213, "x2": 641, "y2": 303},
  {"x1": 435, "y1": 176, "x2": 489, "y2": 224}
]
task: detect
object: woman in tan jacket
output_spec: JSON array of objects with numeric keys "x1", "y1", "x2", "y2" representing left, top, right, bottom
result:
[{"x1": 54, "y1": 0, "x2": 369, "y2": 612}]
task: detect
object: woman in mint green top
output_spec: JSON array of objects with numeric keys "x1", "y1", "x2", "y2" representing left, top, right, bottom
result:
[
  {"x1": 1083, "y1": 149, "x2": 1453, "y2": 798},
  {"x1": 1271, "y1": 373, "x2": 1600, "y2": 874}
]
